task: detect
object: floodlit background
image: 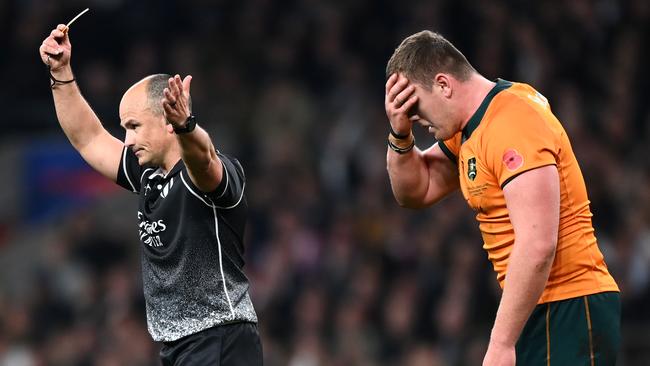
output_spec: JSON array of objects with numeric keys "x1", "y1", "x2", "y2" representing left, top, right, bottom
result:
[{"x1": 0, "y1": 0, "x2": 649, "y2": 365}]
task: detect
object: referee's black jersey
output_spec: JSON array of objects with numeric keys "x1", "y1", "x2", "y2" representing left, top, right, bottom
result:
[{"x1": 116, "y1": 147, "x2": 257, "y2": 342}]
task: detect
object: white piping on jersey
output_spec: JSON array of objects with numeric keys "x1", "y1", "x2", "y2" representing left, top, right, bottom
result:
[
  {"x1": 148, "y1": 168, "x2": 166, "y2": 179},
  {"x1": 141, "y1": 168, "x2": 154, "y2": 183},
  {"x1": 122, "y1": 148, "x2": 137, "y2": 193},
  {"x1": 178, "y1": 171, "x2": 236, "y2": 318},
  {"x1": 213, "y1": 183, "x2": 245, "y2": 209},
  {"x1": 210, "y1": 160, "x2": 246, "y2": 209},
  {"x1": 215, "y1": 160, "x2": 229, "y2": 199},
  {"x1": 180, "y1": 172, "x2": 216, "y2": 208},
  {"x1": 212, "y1": 204, "x2": 236, "y2": 319},
  {"x1": 179, "y1": 171, "x2": 245, "y2": 210}
]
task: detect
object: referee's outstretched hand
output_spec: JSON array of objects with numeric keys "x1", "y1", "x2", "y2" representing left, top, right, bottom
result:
[
  {"x1": 39, "y1": 24, "x2": 72, "y2": 72},
  {"x1": 162, "y1": 74, "x2": 192, "y2": 128}
]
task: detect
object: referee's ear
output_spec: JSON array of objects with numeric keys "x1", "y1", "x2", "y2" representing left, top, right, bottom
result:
[{"x1": 165, "y1": 123, "x2": 175, "y2": 134}]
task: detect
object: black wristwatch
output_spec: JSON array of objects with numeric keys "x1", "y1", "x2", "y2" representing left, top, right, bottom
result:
[{"x1": 173, "y1": 115, "x2": 197, "y2": 134}]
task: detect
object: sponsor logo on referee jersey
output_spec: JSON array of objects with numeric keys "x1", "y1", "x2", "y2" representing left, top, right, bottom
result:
[{"x1": 137, "y1": 211, "x2": 167, "y2": 247}]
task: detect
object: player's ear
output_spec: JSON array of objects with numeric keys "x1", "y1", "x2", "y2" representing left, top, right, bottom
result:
[{"x1": 434, "y1": 73, "x2": 453, "y2": 98}]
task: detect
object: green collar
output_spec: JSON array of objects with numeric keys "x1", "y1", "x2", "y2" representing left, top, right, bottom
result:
[{"x1": 462, "y1": 78, "x2": 512, "y2": 142}]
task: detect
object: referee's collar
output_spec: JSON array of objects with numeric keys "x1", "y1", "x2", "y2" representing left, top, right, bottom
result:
[
  {"x1": 461, "y1": 78, "x2": 512, "y2": 143},
  {"x1": 148, "y1": 159, "x2": 184, "y2": 179}
]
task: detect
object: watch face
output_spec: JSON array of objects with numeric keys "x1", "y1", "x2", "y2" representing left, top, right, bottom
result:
[{"x1": 175, "y1": 116, "x2": 196, "y2": 134}]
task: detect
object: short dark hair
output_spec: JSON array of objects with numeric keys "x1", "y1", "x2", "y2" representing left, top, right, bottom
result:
[
  {"x1": 386, "y1": 31, "x2": 475, "y2": 88},
  {"x1": 145, "y1": 74, "x2": 192, "y2": 116}
]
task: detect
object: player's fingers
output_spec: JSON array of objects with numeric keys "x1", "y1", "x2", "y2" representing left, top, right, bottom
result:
[
  {"x1": 386, "y1": 77, "x2": 409, "y2": 103},
  {"x1": 392, "y1": 84, "x2": 415, "y2": 107},
  {"x1": 387, "y1": 77, "x2": 408, "y2": 101},
  {"x1": 397, "y1": 94, "x2": 418, "y2": 114},
  {"x1": 385, "y1": 73, "x2": 398, "y2": 94}
]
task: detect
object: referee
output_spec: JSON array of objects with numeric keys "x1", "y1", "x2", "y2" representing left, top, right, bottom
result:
[{"x1": 40, "y1": 24, "x2": 262, "y2": 365}]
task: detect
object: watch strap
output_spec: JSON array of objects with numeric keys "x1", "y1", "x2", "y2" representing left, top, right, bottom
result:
[{"x1": 174, "y1": 115, "x2": 197, "y2": 134}]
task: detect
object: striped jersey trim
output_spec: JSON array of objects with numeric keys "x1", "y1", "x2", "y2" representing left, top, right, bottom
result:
[
  {"x1": 584, "y1": 296, "x2": 595, "y2": 366},
  {"x1": 122, "y1": 148, "x2": 137, "y2": 192}
]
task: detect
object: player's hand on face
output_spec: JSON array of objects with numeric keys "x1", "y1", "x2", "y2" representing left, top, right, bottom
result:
[
  {"x1": 162, "y1": 74, "x2": 192, "y2": 127},
  {"x1": 385, "y1": 73, "x2": 418, "y2": 136},
  {"x1": 39, "y1": 24, "x2": 72, "y2": 72}
]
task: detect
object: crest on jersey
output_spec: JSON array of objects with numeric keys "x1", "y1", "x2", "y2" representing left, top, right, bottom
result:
[{"x1": 467, "y1": 157, "x2": 477, "y2": 181}]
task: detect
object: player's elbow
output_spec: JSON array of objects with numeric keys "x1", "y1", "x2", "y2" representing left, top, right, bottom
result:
[
  {"x1": 392, "y1": 190, "x2": 434, "y2": 209},
  {"x1": 395, "y1": 196, "x2": 422, "y2": 209},
  {"x1": 528, "y1": 238, "x2": 558, "y2": 268}
]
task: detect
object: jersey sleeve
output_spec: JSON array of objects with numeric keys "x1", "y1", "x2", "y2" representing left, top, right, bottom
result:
[
  {"x1": 438, "y1": 132, "x2": 462, "y2": 164},
  {"x1": 180, "y1": 152, "x2": 246, "y2": 209},
  {"x1": 484, "y1": 103, "x2": 559, "y2": 188},
  {"x1": 116, "y1": 146, "x2": 144, "y2": 193},
  {"x1": 208, "y1": 153, "x2": 246, "y2": 208}
]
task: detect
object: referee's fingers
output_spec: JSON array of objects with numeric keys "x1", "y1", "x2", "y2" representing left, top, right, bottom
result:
[
  {"x1": 53, "y1": 24, "x2": 69, "y2": 42},
  {"x1": 162, "y1": 99, "x2": 178, "y2": 119},
  {"x1": 174, "y1": 74, "x2": 183, "y2": 93},
  {"x1": 43, "y1": 38, "x2": 61, "y2": 51},
  {"x1": 163, "y1": 88, "x2": 176, "y2": 105},
  {"x1": 50, "y1": 28, "x2": 65, "y2": 39},
  {"x1": 41, "y1": 44, "x2": 61, "y2": 57},
  {"x1": 170, "y1": 75, "x2": 182, "y2": 98},
  {"x1": 182, "y1": 75, "x2": 192, "y2": 95}
]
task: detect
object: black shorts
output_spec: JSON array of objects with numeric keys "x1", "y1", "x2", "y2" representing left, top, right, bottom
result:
[
  {"x1": 516, "y1": 292, "x2": 621, "y2": 365},
  {"x1": 160, "y1": 322, "x2": 263, "y2": 366}
]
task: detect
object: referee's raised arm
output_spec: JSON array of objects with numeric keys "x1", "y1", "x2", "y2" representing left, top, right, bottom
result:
[
  {"x1": 161, "y1": 74, "x2": 225, "y2": 193},
  {"x1": 39, "y1": 24, "x2": 123, "y2": 182}
]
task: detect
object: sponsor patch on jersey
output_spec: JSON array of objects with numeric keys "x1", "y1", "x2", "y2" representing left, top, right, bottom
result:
[{"x1": 502, "y1": 148, "x2": 524, "y2": 171}]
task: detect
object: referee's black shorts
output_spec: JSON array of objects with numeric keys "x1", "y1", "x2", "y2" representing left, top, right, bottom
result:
[{"x1": 160, "y1": 322, "x2": 263, "y2": 366}]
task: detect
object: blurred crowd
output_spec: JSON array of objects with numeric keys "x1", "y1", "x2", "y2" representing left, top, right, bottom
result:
[{"x1": 0, "y1": 0, "x2": 649, "y2": 365}]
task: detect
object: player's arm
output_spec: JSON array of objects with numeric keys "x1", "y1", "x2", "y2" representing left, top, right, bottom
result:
[
  {"x1": 385, "y1": 74, "x2": 459, "y2": 208},
  {"x1": 39, "y1": 24, "x2": 123, "y2": 181},
  {"x1": 483, "y1": 165, "x2": 560, "y2": 365},
  {"x1": 387, "y1": 143, "x2": 459, "y2": 208},
  {"x1": 162, "y1": 75, "x2": 223, "y2": 192}
]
